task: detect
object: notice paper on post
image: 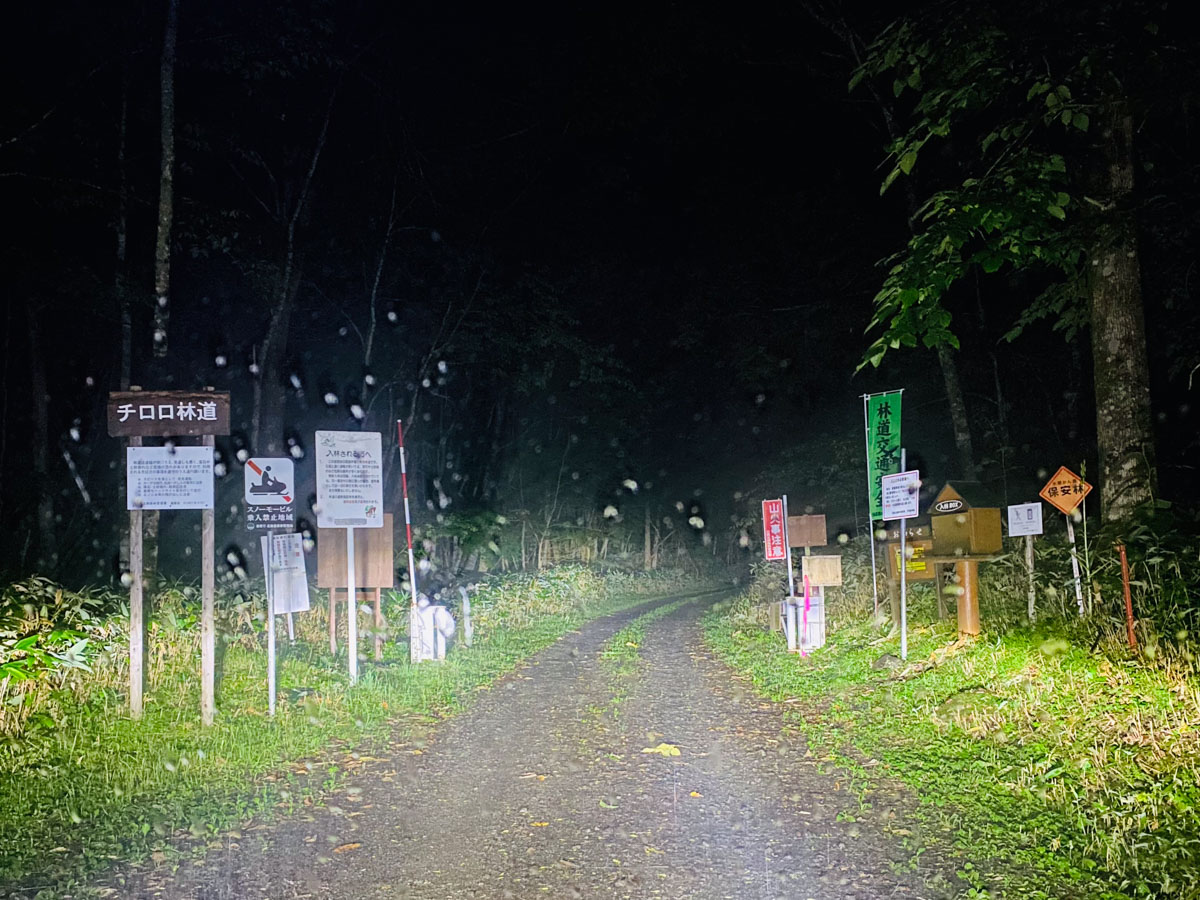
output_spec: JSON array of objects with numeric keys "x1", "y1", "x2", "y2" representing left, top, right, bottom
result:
[
  {"x1": 127, "y1": 446, "x2": 214, "y2": 510},
  {"x1": 315, "y1": 431, "x2": 384, "y2": 528}
]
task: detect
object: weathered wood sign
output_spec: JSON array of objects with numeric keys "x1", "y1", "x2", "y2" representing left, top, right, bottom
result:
[{"x1": 107, "y1": 390, "x2": 230, "y2": 437}]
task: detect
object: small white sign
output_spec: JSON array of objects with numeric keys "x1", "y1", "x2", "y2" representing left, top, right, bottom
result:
[
  {"x1": 127, "y1": 446, "x2": 214, "y2": 510},
  {"x1": 244, "y1": 458, "x2": 294, "y2": 506},
  {"x1": 881, "y1": 470, "x2": 921, "y2": 521},
  {"x1": 261, "y1": 534, "x2": 311, "y2": 614},
  {"x1": 1007, "y1": 502, "x2": 1044, "y2": 537},
  {"x1": 315, "y1": 431, "x2": 384, "y2": 528}
]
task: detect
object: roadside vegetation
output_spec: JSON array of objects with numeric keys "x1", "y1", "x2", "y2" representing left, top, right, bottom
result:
[
  {"x1": 0, "y1": 565, "x2": 698, "y2": 893},
  {"x1": 704, "y1": 518, "x2": 1200, "y2": 899}
]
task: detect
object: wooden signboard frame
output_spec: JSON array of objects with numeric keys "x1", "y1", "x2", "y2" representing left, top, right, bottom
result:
[
  {"x1": 317, "y1": 513, "x2": 394, "y2": 660},
  {"x1": 113, "y1": 388, "x2": 228, "y2": 726}
]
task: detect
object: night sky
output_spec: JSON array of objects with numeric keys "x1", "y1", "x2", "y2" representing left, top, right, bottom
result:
[{"x1": 3, "y1": 0, "x2": 1195, "y2": 582}]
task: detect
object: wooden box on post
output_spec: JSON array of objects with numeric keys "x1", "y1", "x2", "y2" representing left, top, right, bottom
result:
[
  {"x1": 801, "y1": 554, "x2": 843, "y2": 586},
  {"x1": 317, "y1": 514, "x2": 394, "y2": 659},
  {"x1": 928, "y1": 483, "x2": 1003, "y2": 557}
]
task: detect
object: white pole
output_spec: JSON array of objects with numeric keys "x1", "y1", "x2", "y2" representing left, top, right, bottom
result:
[
  {"x1": 899, "y1": 447, "x2": 908, "y2": 661},
  {"x1": 267, "y1": 543, "x2": 276, "y2": 717},
  {"x1": 781, "y1": 494, "x2": 795, "y2": 598},
  {"x1": 1065, "y1": 515, "x2": 1084, "y2": 616},
  {"x1": 346, "y1": 527, "x2": 358, "y2": 683},
  {"x1": 1025, "y1": 534, "x2": 1036, "y2": 623},
  {"x1": 862, "y1": 394, "x2": 880, "y2": 615},
  {"x1": 397, "y1": 421, "x2": 421, "y2": 664},
  {"x1": 286, "y1": 611, "x2": 295, "y2": 643}
]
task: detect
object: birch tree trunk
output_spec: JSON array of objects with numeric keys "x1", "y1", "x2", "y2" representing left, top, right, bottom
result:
[
  {"x1": 937, "y1": 344, "x2": 978, "y2": 480},
  {"x1": 1089, "y1": 97, "x2": 1156, "y2": 522}
]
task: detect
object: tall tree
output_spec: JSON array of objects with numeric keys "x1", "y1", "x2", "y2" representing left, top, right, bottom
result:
[{"x1": 853, "y1": 0, "x2": 1177, "y2": 522}]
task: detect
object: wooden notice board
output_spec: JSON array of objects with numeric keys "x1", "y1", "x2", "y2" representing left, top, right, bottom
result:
[
  {"x1": 316, "y1": 513, "x2": 395, "y2": 588},
  {"x1": 787, "y1": 514, "x2": 827, "y2": 548}
]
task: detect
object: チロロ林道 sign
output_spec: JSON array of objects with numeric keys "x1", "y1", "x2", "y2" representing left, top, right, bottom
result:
[{"x1": 107, "y1": 391, "x2": 230, "y2": 437}]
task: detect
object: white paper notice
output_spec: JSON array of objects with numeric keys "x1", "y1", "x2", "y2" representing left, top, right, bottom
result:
[
  {"x1": 314, "y1": 431, "x2": 384, "y2": 528},
  {"x1": 127, "y1": 446, "x2": 214, "y2": 510},
  {"x1": 260, "y1": 534, "x2": 311, "y2": 614},
  {"x1": 1007, "y1": 502, "x2": 1044, "y2": 537}
]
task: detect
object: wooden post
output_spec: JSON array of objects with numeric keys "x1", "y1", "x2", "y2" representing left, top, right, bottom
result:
[
  {"x1": 329, "y1": 589, "x2": 337, "y2": 655},
  {"x1": 1025, "y1": 535, "x2": 1037, "y2": 623},
  {"x1": 266, "y1": 539, "x2": 276, "y2": 717},
  {"x1": 1118, "y1": 543, "x2": 1137, "y2": 649},
  {"x1": 373, "y1": 586, "x2": 383, "y2": 661},
  {"x1": 955, "y1": 559, "x2": 981, "y2": 637},
  {"x1": 128, "y1": 436, "x2": 144, "y2": 719},
  {"x1": 201, "y1": 433, "x2": 216, "y2": 727}
]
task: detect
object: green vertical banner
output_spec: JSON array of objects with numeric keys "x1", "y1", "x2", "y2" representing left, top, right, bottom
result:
[{"x1": 866, "y1": 392, "x2": 902, "y2": 520}]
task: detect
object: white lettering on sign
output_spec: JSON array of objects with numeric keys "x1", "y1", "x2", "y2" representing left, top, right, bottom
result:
[
  {"x1": 933, "y1": 499, "x2": 964, "y2": 513},
  {"x1": 314, "y1": 431, "x2": 384, "y2": 528},
  {"x1": 127, "y1": 446, "x2": 214, "y2": 510}
]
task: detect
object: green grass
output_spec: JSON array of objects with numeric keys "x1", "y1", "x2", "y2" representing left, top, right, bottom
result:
[
  {"x1": 0, "y1": 583, "x2": 680, "y2": 894},
  {"x1": 703, "y1": 607, "x2": 1200, "y2": 899},
  {"x1": 600, "y1": 595, "x2": 695, "y2": 668}
]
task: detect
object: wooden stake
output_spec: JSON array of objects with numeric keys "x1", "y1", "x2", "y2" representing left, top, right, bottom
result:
[
  {"x1": 1118, "y1": 543, "x2": 1137, "y2": 649},
  {"x1": 373, "y1": 586, "x2": 383, "y2": 661},
  {"x1": 128, "y1": 436, "x2": 144, "y2": 719},
  {"x1": 201, "y1": 433, "x2": 216, "y2": 727},
  {"x1": 1025, "y1": 535, "x2": 1036, "y2": 623}
]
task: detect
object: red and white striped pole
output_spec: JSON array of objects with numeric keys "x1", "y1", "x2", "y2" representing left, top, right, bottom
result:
[{"x1": 397, "y1": 420, "x2": 421, "y2": 663}]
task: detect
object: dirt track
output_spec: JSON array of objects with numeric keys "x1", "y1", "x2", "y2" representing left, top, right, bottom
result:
[{"x1": 103, "y1": 594, "x2": 944, "y2": 899}]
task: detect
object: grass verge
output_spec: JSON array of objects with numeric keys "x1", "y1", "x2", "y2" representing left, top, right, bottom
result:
[{"x1": 702, "y1": 608, "x2": 1200, "y2": 900}]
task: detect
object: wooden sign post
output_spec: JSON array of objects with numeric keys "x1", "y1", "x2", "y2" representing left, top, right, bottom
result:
[
  {"x1": 1007, "y1": 502, "x2": 1043, "y2": 622},
  {"x1": 1039, "y1": 466, "x2": 1092, "y2": 617},
  {"x1": 317, "y1": 513, "x2": 394, "y2": 661},
  {"x1": 108, "y1": 389, "x2": 230, "y2": 725}
]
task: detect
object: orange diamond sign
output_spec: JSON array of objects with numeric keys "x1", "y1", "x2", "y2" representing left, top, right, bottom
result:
[{"x1": 1039, "y1": 466, "x2": 1092, "y2": 515}]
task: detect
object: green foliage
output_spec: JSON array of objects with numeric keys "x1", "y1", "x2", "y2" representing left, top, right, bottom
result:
[{"x1": 852, "y1": 0, "x2": 1167, "y2": 368}]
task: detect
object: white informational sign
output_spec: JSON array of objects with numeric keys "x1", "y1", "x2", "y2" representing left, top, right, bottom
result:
[
  {"x1": 314, "y1": 431, "x2": 384, "y2": 528},
  {"x1": 244, "y1": 458, "x2": 294, "y2": 506},
  {"x1": 260, "y1": 535, "x2": 311, "y2": 614},
  {"x1": 1007, "y1": 502, "x2": 1044, "y2": 537},
  {"x1": 127, "y1": 446, "x2": 214, "y2": 510},
  {"x1": 880, "y1": 470, "x2": 920, "y2": 521}
]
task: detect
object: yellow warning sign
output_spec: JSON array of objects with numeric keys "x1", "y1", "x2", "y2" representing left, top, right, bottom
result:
[{"x1": 1039, "y1": 466, "x2": 1092, "y2": 515}]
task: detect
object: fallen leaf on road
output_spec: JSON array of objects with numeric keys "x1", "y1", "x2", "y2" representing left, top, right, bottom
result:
[
  {"x1": 332, "y1": 843, "x2": 361, "y2": 854},
  {"x1": 689, "y1": 791, "x2": 702, "y2": 797},
  {"x1": 641, "y1": 743, "x2": 681, "y2": 757},
  {"x1": 531, "y1": 821, "x2": 549, "y2": 827}
]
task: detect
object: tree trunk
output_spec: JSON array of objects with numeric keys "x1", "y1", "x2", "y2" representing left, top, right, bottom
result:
[
  {"x1": 936, "y1": 343, "x2": 977, "y2": 480},
  {"x1": 643, "y1": 504, "x2": 652, "y2": 570},
  {"x1": 1089, "y1": 98, "x2": 1156, "y2": 523},
  {"x1": 152, "y1": 0, "x2": 177, "y2": 360},
  {"x1": 27, "y1": 301, "x2": 56, "y2": 572}
]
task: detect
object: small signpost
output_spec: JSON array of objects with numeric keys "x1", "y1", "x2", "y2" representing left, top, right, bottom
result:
[
  {"x1": 259, "y1": 532, "x2": 309, "y2": 716},
  {"x1": 1007, "y1": 502, "x2": 1044, "y2": 622},
  {"x1": 1039, "y1": 466, "x2": 1092, "y2": 616},
  {"x1": 881, "y1": 463, "x2": 919, "y2": 660},
  {"x1": 108, "y1": 389, "x2": 230, "y2": 725},
  {"x1": 316, "y1": 430, "x2": 384, "y2": 684}
]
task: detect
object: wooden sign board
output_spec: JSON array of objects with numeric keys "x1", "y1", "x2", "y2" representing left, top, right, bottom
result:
[
  {"x1": 801, "y1": 554, "x2": 842, "y2": 586},
  {"x1": 316, "y1": 513, "x2": 395, "y2": 588},
  {"x1": 787, "y1": 514, "x2": 827, "y2": 548},
  {"x1": 108, "y1": 390, "x2": 231, "y2": 437},
  {"x1": 1039, "y1": 466, "x2": 1092, "y2": 516}
]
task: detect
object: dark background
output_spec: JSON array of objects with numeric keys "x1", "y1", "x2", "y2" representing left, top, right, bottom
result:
[{"x1": 2, "y1": 0, "x2": 1194, "y2": 584}]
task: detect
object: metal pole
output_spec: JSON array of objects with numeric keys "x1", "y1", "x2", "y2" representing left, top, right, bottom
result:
[
  {"x1": 128, "y1": 436, "x2": 144, "y2": 720},
  {"x1": 1025, "y1": 534, "x2": 1036, "y2": 623},
  {"x1": 266, "y1": 537, "x2": 276, "y2": 716},
  {"x1": 862, "y1": 394, "x2": 879, "y2": 615},
  {"x1": 397, "y1": 421, "x2": 421, "y2": 663},
  {"x1": 201, "y1": 434, "x2": 216, "y2": 727},
  {"x1": 899, "y1": 447, "x2": 907, "y2": 661},
  {"x1": 781, "y1": 494, "x2": 795, "y2": 598},
  {"x1": 346, "y1": 527, "x2": 357, "y2": 684},
  {"x1": 1065, "y1": 515, "x2": 1084, "y2": 616}
]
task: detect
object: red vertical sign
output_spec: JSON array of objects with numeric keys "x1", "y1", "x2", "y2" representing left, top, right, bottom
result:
[{"x1": 762, "y1": 499, "x2": 786, "y2": 561}]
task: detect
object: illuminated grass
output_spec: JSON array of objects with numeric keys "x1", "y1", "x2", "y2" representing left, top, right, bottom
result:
[
  {"x1": 0, "y1": 582, "x2": 684, "y2": 894},
  {"x1": 703, "y1": 610, "x2": 1200, "y2": 899}
]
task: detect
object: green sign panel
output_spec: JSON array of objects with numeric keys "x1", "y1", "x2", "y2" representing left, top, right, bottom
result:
[{"x1": 866, "y1": 392, "x2": 902, "y2": 520}]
